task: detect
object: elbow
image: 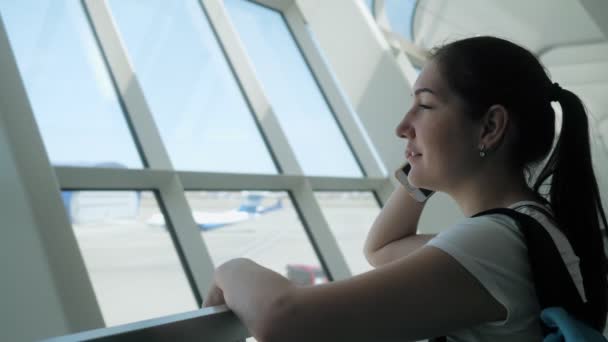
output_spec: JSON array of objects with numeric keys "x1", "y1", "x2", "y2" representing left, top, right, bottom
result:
[
  {"x1": 363, "y1": 240, "x2": 375, "y2": 264},
  {"x1": 365, "y1": 252, "x2": 381, "y2": 268},
  {"x1": 363, "y1": 248, "x2": 374, "y2": 266},
  {"x1": 363, "y1": 243, "x2": 381, "y2": 268},
  {"x1": 253, "y1": 289, "x2": 297, "y2": 342}
]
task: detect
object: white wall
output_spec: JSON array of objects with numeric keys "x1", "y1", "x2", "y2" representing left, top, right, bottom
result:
[
  {"x1": 0, "y1": 15, "x2": 103, "y2": 341},
  {"x1": 0, "y1": 112, "x2": 69, "y2": 341}
]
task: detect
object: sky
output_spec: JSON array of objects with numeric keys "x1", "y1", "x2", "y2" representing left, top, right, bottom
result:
[{"x1": 0, "y1": 0, "x2": 416, "y2": 177}]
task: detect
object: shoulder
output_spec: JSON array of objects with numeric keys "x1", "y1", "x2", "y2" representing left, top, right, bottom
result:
[
  {"x1": 426, "y1": 214, "x2": 534, "y2": 297},
  {"x1": 428, "y1": 214, "x2": 526, "y2": 254},
  {"x1": 426, "y1": 213, "x2": 539, "y2": 327}
]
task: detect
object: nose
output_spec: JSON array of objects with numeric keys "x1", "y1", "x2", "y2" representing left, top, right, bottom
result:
[{"x1": 395, "y1": 110, "x2": 415, "y2": 139}]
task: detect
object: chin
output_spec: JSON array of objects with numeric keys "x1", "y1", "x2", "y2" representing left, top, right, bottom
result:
[
  {"x1": 408, "y1": 173, "x2": 423, "y2": 189},
  {"x1": 409, "y1": 172, "x2": 431, "y2": 190}
]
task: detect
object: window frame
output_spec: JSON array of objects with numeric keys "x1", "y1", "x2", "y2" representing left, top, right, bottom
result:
[{"x1": 0, "y1": 0, "x2": 395, "y2": 326}]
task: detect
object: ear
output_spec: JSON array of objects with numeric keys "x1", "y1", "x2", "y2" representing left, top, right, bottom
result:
[{"x1": 479, "y1": 105, "x2": 509, "y2": 151}]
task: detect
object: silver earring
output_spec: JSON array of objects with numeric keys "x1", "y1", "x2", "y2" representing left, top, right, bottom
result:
[{"x1": 479, "y1": 145, "x2": 486, "y2": 158}]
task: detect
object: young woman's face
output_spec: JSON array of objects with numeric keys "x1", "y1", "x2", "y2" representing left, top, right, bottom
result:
[{"x1": 395, "y1": 60, "x2": 482, "y2": 193}]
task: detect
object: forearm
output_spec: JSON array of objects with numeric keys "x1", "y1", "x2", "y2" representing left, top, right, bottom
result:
[
  {"x1": 364, "y1": 186, "x2": 426, "y2": 261},
  {"x1": 366, "y1": 233, "x2": 435, "y2": 266}
]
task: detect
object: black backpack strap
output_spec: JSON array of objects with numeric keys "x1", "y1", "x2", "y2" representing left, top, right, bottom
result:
[
  {"x1": 472, "y1": 208, "x2": 586, "y2": 323},
  {"x1": 510, "y1": 203, "x2": 555, "y2": 223},
  {"x1": 431, "y1": 207, "x2": 588, "y2": 341}
]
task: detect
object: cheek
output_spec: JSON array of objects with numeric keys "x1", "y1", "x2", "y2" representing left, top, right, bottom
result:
[
  {"x1": 425, "y1": 120, "x2": 456, "y2": 158},
  {"x1": 425, "y1": 121, "x2": 475, "y2": 178},
  {"x1": 409, "y1": 121, "x2": 453, "y2": 186}
]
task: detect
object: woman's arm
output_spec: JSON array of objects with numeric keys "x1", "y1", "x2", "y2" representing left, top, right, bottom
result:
[
  {"x1": 364, "y1": 185, "x2": 435, "y2": 267},
  {"x1": 206, "y1": 247, "x2": 507, "y2": 342},
  {"x1": 203, "y1": 258, "x2": 294, "y2": 339}
]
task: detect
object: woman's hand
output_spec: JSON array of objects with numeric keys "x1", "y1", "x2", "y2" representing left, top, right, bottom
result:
[
  {"x1": 203, "y1": 258, "x2": 295, "y2": 340},
  {"x1": 202, "y1": 281, "x2": 225, "y2": 307}
]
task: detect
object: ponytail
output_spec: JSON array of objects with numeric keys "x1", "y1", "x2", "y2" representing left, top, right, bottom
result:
[
  {"x1": 430, "y1": 36, "x2": 607, "y2": 329},
  {"x1": 533, "y1": 87, "x2": 608, "y2": 330}
]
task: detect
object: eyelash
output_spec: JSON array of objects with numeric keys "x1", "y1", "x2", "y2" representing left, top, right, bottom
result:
[{"x1": 419, "y1": 104, "x2": 432, "y2": 110}]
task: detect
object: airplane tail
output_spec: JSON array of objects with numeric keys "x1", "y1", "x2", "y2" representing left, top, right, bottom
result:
[{"x1": 237, "y1": 192, "x2": 283, "y2": 215}]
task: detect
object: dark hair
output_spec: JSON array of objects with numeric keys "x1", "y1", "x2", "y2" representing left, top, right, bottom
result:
[{"x1": 430, "y1": 36, "x2": 607, "y2": 330}]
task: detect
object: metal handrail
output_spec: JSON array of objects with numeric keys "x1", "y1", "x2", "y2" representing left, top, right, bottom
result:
[{"x1": 42, "y1": 305, "x2": 249, "y2": 342}]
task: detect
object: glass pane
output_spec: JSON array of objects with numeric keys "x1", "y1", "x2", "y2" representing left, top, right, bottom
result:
[
  {"x1": 0, "y1": 1, "x2": 142, "y2": 168},
  {"x1": 63, "y1": 191, "x2": 197, "y2": 326},
  {"x1": 315, "y1": 192, "x2": 380, "y2": 275},
  {"x1": 180, "y1": 191, "x2": 327, "y2": 285},
  {"x1": 385, "y1": 0, "x2": 418, "y2": 41},
  {"x1": 225, "y1": 0, "x2": 363, "y2": 177},
  {"x1": 108, "y1": 0, "x2": 277, "y2": 174}
]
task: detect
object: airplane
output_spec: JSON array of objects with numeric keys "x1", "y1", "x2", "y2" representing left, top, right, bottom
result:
[{"x1": 146, "y1": 191, "x2": 284, "y2": 231}]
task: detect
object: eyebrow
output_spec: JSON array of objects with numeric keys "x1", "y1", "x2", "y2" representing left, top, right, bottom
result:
[{"x1": 414, "y1": 88, "x2": 436, "y2": 96}]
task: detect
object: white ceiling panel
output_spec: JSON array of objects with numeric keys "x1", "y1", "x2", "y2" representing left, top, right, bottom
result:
[{"x1": 412, "y1": 0, "x2": 606, "y2": 54}]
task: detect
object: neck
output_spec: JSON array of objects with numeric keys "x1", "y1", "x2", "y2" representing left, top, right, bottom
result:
[{"x1": 447, "y1": 162, "x2": 539, "y2": 217}]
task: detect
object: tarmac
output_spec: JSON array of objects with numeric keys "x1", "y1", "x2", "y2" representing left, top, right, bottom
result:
[{"x1": 71, "y1": 191, "x2": 379, "y2": 327}]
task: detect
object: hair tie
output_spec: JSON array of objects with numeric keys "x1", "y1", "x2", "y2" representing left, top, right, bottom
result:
[{"x1": 549, "y1": 82, "x2": 562, "y2": 102}]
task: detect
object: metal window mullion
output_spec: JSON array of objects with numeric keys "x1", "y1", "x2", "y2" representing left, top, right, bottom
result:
[
  {"x1": 180, "y1": 172, "x2": 304, "y2": 191},
  {"x1": 283, "y1": 4, "x2": 387, "y2": 179},
  {"x1": 283, "y1": 4, "x2": 396, "y2": 206},
  {"x1": 181, "y1": 172, "x2": 387, "y2": 191},
  {"x1": 249, "y1": 0, "x2": 293, "y2": 12},
  {"x1": 55, "y1": 166, "x2": 388, "y2": 192},
  {"x1": 202, "y1": 0, "x2": 352, "y2": 279},
  {"x1": 307, "y1": 176, "x2": 385, "y2": 191},
  {"x1": 289, "y1": 179, "x2": 352, "y2": 280},
  {"x1": 201, "y1": 0, "x2": 302, "y2": 175},
  {"x1": 82, "y1": 0, "x2": 170, "y2": 169},
  {"x1": 55, "y1": 167, "x2": 174, "y2": 190},
  {"x1": 83, "y1": 0, "x2": 215, "y2": 304}
]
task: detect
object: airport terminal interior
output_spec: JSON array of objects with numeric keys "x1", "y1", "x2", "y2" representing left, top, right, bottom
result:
[{"x1": 1, "y1": 0, "x2": 607, "y2": 341}]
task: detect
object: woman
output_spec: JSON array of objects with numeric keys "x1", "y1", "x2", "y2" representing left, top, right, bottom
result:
[{"x1": 203, "y1": 36, "x2": 607, "y2": 341}]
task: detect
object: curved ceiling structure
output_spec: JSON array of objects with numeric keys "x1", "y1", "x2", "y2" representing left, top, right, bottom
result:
[{"x1": 409, "y1": 0, "x2": 608, "y2": 150}]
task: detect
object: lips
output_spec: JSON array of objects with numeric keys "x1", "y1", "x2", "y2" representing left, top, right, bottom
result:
[{"x1": 405, "y1": 148, "x2": 422, "y2": 159}]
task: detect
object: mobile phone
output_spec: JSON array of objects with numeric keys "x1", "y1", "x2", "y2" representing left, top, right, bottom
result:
[{"x1": 394, "y1": 163, "x2": 434, "y2": 202}]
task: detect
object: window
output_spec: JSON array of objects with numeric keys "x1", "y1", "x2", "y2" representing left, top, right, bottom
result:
[
  {"x1": 1, "y1": 1, "x2": 392, "y2": 335},
  {"x1": 384, "y1": 0, "x2": 418, "y2": 42},
  {"x1": 185, "y1": 191, "x2": 327, "y2": 285},
  {"x1": 108, "y1": 0, "x2": 277, "y2": 173},
  {"x1": 64, "y1": 191, "x2": 197, "y2": 326},
  {"x1": 315, "y1": 192, "x2": 380, "y2": 274},
  {"x1": 225, "y1": 0, "x2": 363, "y2": 177},
  {"x1": 0, "y1": 0, "x2": 142, "y2": 168}
]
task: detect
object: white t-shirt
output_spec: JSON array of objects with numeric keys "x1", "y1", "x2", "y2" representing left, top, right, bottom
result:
[{"x1": 427, "y1": 201, "x2": 585, "y2": 342}]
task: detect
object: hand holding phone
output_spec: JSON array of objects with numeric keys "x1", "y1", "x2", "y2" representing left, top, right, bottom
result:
[{"x1": 395, "y1": 163, "x2": 434, "y2": 202}]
